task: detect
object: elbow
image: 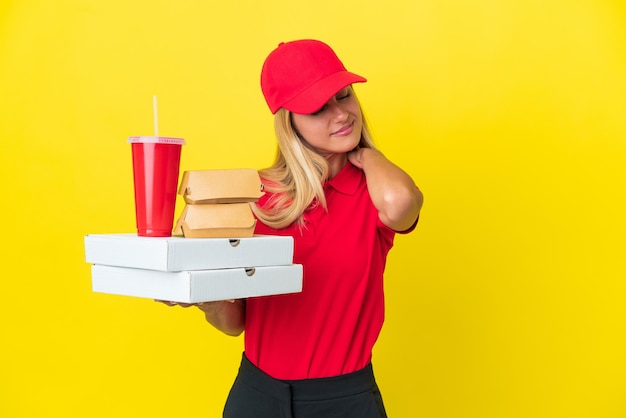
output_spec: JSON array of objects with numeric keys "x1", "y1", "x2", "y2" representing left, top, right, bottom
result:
[
  {"x1": 208, "y1": 320, "x2": 244, "y2": 337},
  {"x1": 222, "y1": 324, "x2": 245, "y2": 337},
  {"x1": 380, "y1": 186, "x2": 423, "y2": 231},
  {"x1": 202, "y1": 300, "x2": 246, "y2": 337}
]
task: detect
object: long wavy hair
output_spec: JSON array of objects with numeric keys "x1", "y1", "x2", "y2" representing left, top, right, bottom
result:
[{"x1": 251, "y1": 92, "x2": 376, "y2": 229}]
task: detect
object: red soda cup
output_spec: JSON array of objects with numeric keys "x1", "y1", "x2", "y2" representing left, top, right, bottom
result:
[{"x1": 128, "y1": 136, "x2": 186, "y2": 237}]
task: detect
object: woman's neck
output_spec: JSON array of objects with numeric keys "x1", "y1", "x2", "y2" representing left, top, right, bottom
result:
[{"x1": 326, "y1": 153, "x2": 348, "y2": 179}]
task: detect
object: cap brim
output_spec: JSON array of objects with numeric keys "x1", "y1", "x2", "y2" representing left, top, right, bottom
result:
[{"x1": 280, "y1": 71, "x2": 366, "y2": 115}]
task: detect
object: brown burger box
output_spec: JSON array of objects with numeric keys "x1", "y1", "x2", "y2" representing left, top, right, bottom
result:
[
  {"x1": 174, "y1": 203, "x2": 257, "y2": 238},
  {"x1": 178, "y1": 168, "x2": 263, "y2": 204},
  {"x1": 174, "y1": 169, "x2": 264, "y2": 238}
]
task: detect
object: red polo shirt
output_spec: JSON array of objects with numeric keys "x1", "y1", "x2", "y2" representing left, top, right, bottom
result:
[{"x1": 245, "y1": 162, "x2": 402, "y2": 379}]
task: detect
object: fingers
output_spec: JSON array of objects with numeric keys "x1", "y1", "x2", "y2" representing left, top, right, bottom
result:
[
  {"x1": 155, "y1": 299, "x2": 176, "y2": 306},
  {"x1": 347, "y1": 148, "x2": 364, "y2": 169},
  {"x1": 155, "y1": 299, "x2": 236, "y2": 308},
  {"x1": 154, "y1": 299, "x2": 197, "y2": 308}
]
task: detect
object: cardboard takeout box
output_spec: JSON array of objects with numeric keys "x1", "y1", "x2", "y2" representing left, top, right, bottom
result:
[
  {"x1": 178, "y1": 168, "x2": 264, "y2": 204},
  {"x1": 174, "y1": 168, "x2": 264, "y2": 238},
  {"x1": 84, "y1": 233, "x2": 294, "y2": 271},
  {"x1": 91, "y1": 264, "x2": 303, "y2": 303},
  {"x1": 174, "y1": 203, "x2": 256, "y2": 238}
]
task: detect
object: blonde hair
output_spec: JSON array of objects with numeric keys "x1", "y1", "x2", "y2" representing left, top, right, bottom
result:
[{"x1": 251, "y1": 93, "x2": 376, "y2": 229}]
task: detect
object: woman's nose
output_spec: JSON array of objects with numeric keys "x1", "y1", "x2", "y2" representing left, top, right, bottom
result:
[{"x1": 328, "y1": 100, "x2": 348, "y2": 120}]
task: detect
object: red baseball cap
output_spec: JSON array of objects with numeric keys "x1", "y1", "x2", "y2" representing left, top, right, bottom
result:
[{"x1": 260, "y1": 39, "x2": 367, "y2": 114}]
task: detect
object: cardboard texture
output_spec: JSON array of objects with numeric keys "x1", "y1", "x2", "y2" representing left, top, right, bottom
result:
[
  {"x1": 173, "y1": 203, "x2": 256, "y2": 238},
  {"x1": 174, "y1": 168, "x2": 264, "y2": 238},
  {"x1": 91, "y1": 264, "x2": 303, "y2": 303},
  {"x1": 84, "y1": 233, "x2": 294, "y2": 272},
  {"x1": 178, "y1": 168, "x2": 264, "y2": 204}
]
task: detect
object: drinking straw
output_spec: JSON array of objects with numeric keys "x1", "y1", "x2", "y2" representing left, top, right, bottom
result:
[{"x1": 153, "y1": 95, "x2": 159, "y2": 137}]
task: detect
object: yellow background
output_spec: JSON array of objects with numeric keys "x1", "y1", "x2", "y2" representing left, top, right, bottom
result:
[{"x1": 1, "y1": 0, "x2": 625, "y2": 417}]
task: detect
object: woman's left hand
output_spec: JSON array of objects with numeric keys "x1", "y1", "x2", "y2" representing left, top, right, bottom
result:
[{"x1": 347, "y1": 147, "x2": 366, "y2": 169}]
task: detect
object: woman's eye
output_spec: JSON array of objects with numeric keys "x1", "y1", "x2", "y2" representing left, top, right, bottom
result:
[{"x1": 338, "y1": 90, "x2": 351, "y2": 100}]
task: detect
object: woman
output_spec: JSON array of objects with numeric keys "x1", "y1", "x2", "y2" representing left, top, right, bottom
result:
[{"x1": 169, "y1": 39, "x2": 423, "y2": 417}]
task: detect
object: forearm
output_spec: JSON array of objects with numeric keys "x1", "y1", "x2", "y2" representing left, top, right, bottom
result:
[
  {"x1": 354, "y1": 148, "x2": 423, "y2": 231},
  {"x1": 198, "y1": 299, "x2": 246, "y2": 336}
]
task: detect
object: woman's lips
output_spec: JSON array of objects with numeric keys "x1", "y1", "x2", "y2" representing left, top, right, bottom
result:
[{"x1": 332, "y1": 122, "x2": 354, "y2": 136}]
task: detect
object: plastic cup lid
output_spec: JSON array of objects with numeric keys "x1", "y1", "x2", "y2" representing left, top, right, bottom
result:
[{"x1": 127, "y1": 136, "x2": 186, "y2": 145}]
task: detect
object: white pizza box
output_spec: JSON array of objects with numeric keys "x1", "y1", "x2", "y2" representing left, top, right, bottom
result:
[
  {"x1": 91, "y1": 264, "x2": 303, "y2": 303},
  {"x1": 84, "y1": 233, "x2": 293, "y2": 272}
]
